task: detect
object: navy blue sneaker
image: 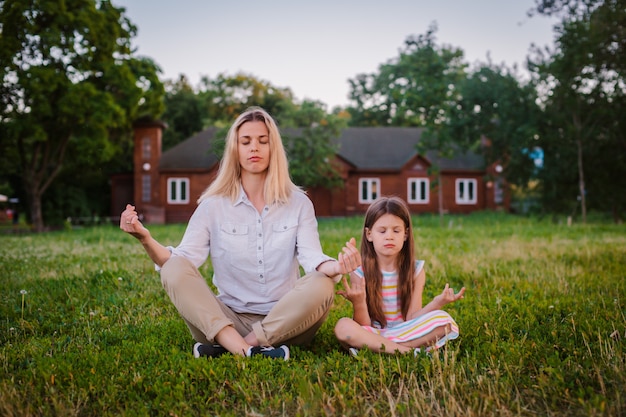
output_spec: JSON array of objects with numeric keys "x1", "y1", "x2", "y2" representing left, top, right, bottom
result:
[
  {"x1": 193, "y1": 342, "x2": 228, "y2": 358},
  {"x1": 246, "y1": 345, "x2": 290, "y2": 361}
]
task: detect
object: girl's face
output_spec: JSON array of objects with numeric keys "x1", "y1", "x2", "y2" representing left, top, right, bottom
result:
[
  {"x1": 237, "y1": 120, "x2": 270, "y2": 175},
  {"x1": 365, "y1": 213, "x2": 407, "y2": 258}
]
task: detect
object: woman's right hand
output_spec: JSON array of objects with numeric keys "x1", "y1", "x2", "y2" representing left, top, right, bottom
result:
[{"x1": 119, "y1": 204, "x2": 150, "y2": 241}]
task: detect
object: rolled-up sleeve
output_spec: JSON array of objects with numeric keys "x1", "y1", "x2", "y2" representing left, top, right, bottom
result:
[{"x1": 168, "y1": 200, "x2": 211, "y2": 268}]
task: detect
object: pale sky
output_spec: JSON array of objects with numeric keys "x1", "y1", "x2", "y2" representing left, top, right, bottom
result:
[{"x1": 111, "y1": 0, "x2": 558, "y2": 109}]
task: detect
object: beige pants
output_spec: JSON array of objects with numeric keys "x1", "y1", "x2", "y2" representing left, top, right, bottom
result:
[{"x1": 160, "y1": 256, "x2": 335, "y2": 347}]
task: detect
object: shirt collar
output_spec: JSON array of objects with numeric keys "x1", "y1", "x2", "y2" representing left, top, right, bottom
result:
[
  {"x1": 235, "y1": 184, "x2": 270, "y2": 213},
  {"x1": 234, "y1": 185, "x2": 248, "y2": 206}
]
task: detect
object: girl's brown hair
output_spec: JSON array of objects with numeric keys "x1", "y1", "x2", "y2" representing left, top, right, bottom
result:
[{"x1": 361, "y1": 196, "x2": 415, "y2": 327}]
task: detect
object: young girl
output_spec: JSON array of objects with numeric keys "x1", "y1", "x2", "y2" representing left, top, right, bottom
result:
[{"x1": 334, "y1": 196, "x2": 466, "y2": 355}]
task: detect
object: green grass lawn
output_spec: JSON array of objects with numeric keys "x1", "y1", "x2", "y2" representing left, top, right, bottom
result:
[{"x1": 1, "y1": 212, "x2": 625, "y2": 416}]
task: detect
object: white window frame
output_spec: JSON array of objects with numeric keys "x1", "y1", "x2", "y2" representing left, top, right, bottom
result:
[
  {"x1": 407, "y1": 178, "x2": 429, "y2": 204},
  {"x1": 167, "y1": 178, "x2": 190, "y2": 204},
  {"x1": 456, "y1": 178, "x2": 477, "y2": 205},
  {"x1": 359, "y1": 178, "x2": 380, "y2": 204}
]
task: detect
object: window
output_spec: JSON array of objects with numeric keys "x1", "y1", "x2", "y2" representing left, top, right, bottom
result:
[
  {"x1": 168, "y1": 178, "x2": 189, "y2": 204},
  {"x1": 407, "y1": 178, "x2": 429, "y2": 204},
  {"x1": 456, "y1": 179, "x2": 477, "y2": 204},
  {"x1": 141, "y1": 175, "x2": 151, "y2": 202},
  {"x1": 359, "y1": 178, "x2": 380, "y2": 203},
  {"x1": 141, "y1": 137, "x2": 151, "y2": 159},
  {"x1": 494, "y1": 178, "x2": 504, "y2": 205}
]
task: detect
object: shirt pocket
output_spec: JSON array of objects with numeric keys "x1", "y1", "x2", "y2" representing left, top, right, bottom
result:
[
  {"x1": 270, "y1": 221, "x2": 298, "y2": 250},
  {"x1": 214, "y1": 222, "x2": 249, "y2": 258}
]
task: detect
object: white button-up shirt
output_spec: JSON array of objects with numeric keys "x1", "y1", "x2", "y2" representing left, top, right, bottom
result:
[{"x1": 167, "y1": 188, "x2": 334, "y2": 314}]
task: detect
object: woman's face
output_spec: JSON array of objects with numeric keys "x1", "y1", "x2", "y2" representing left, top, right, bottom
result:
[{"x1": 237, "y1": 120, "x2": 271, "y2": 175}]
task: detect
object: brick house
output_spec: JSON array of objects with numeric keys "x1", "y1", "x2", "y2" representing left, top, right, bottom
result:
[{"x1": 110, "y1": 119, "x2": 509, "y2": 223}]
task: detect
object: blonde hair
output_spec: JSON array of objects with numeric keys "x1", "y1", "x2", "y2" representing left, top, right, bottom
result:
[{"x1": 198, "y1": 106, "x2": 299, "y2": 204}]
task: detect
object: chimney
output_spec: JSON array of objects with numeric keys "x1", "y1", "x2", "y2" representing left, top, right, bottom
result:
[{"x1": 132, "y1": 117, "x2": 167, "y2": 223}]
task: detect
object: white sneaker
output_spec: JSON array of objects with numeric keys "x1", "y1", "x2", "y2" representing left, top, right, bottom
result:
[{"x1": 414, "y1": 347, "x2": 433, "y2": 357}]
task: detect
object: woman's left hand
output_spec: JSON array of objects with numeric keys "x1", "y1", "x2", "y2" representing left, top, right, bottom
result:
[
  {"x1": 337, "y1": 237, "x2": 361, "y2": 275},
  {"x1": 317, "y1": 237, "x2": 361, "y2": 282}
]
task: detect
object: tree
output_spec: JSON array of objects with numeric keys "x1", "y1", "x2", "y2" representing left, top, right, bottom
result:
[
  {"x1": 199, "y1": 72, "x2": 295, "y2": 127},
  {"x1": 346, "y1": 24, "x2": 467, "y2": 128},
  {"x1": 0, "y1": 0, "x2": 164, "y2": 232},
  {"x1": 529, "y1": 0, "x2": 626, "y2": 221},
  {"x1": 440, "y1": 63, "x2": 541, "y2": 189},
  {"x1": 161, "y1": 75, "x2": 205, "y2": 151},
  {"x1": 279, "y1": 100, "x2": 347, "y2": 190},
  {"x1": 346, "y1": 25, "x2": 469, "y2": 223}
]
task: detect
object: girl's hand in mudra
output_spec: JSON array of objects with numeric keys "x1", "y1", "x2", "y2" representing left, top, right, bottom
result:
[
  {"x1": 337, "y1": 271, "x2": 366, "y2": 305},
  {"x1": 434, "y1": 283, "x2": 466, "y2": 307}
]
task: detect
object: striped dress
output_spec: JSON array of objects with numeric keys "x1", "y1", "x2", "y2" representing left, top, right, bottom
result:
[{"x1": 356, "y1": 260, "x2": 459, "y2": 349}]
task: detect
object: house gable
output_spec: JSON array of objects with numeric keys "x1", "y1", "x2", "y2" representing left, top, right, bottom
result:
[
  {"x1": 403, "y1": 154, "x2": 431, "y2": 173},
  {"x1": 336, "y1": 127, "x2": 423, "y2": 170}
]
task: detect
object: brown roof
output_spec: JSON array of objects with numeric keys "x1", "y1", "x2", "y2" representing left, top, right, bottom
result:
[
  {"x1": 434, "y1": 149, "x2": 485, "y2": 171},
  {"x1": 159, "y1": 126, "x2": 484, "y2": 172},
  {"x1": 335, "y1": 127, "x2": 423, "y2": 170},
  {"x1": 332, "y1": 127, "x2": 484, "y2": 171},
  {"x1": 159, "y1": 127, "x2": 220, "y2": 171}
]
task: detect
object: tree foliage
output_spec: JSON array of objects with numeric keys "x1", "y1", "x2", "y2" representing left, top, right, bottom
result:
[
  {"x1": 160, "y1": 72, "x2": 347, "y2": 190},
  {"x1": 345, "y1": 26, "x2": 542, "y2": 188},
  {"x1": 200, "y1": 72, "x2": 295, "y2": 126},
  {"x1": 279, "y1": 100, "x2": 347, "y2": 189},
  {"x1": 440, "y1": 64, "x2": 541, "y2": 188},
  {"x1": 529, "y1": 0, "x2": 626, "y2": 221},
  {"x1": 0, "y1": 0, "x2": 164, "y2": 231},
  {"x1": 346, "y1": 24, "x2": 467, "y2": 128},
  {"x1": 160, "y1": 75, "x2": 205, "y2": 151}
]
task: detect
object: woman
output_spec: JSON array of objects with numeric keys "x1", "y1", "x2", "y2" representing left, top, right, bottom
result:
[{"x1": 120, "y1": 107, "x2": 358, "y2": 360}]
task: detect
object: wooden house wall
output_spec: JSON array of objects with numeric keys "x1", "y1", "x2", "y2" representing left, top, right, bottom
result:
[{"x1": 159, "y1": 170, "x2": 218, "y2": 224}]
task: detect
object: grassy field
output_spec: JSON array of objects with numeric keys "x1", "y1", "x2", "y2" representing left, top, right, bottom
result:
[{"x1": 1, "y1": 212, "x2": 625, "y2": 416}]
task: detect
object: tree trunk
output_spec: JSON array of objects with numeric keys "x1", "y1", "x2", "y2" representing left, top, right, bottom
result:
[
  {"x1": 18, "y1": 135, "x2": 70, "y2": 233},
  {"x1": 571, "y1": 109, "x2": 588, "y2": 225},
  {"x1": 438, "y1": 171, "x2": 444, "y2": 227},
  {"x1": 29, "y1": 192, "x2": 44, "y2": 233},
  {"x1": 24, "y1": 179, "x2": 45, "y2": 233},
  {"x1": 576, "y1": 138, "x2": 586, "y2": 224},
  {"x1": 613, "y1": 204, "x2": 623, "y2": 224},
  {"x1": 435, "y1": 152, "x2": 445, "y2": 227}
]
